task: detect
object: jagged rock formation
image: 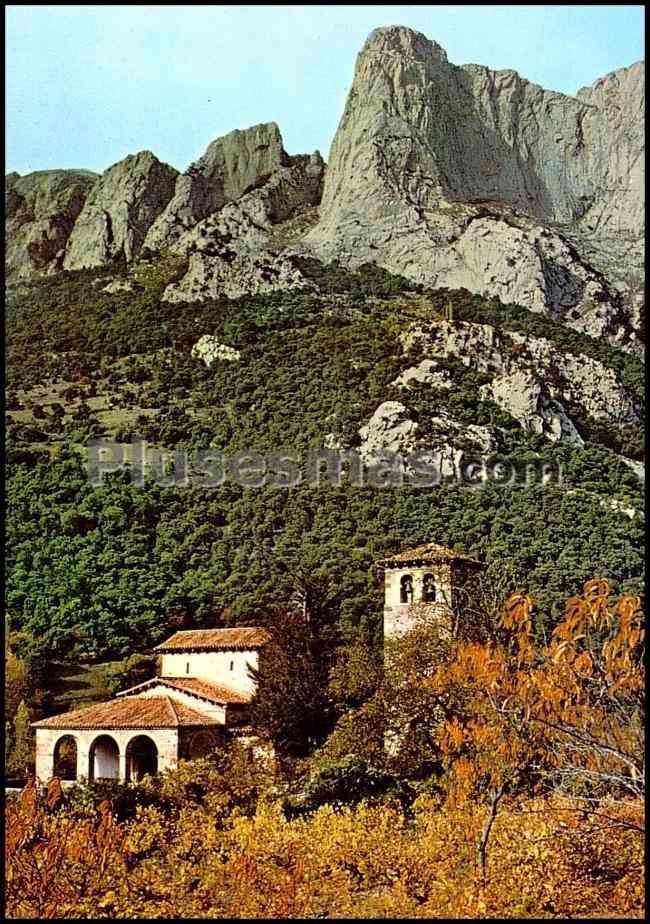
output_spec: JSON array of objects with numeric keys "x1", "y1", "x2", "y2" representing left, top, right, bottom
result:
[
  {"x1": 5, "y1": 169, "x2": 97, "y2": 280},
  {"x1": 480, "y1": 370, "x2": 584, "y2": 446},
  {"x1": 358, "y1": 399, "x2": 495, "y2": 480},
  {"x1": 401, "y1": 318, "x2": 639, "y2": 437},
  {"x1": 162, "y1": 146, "x2": 324, "y2": 301},
  {"x1": 63, "y1": 151, "x2": 178, "y2": 270},
  {"x1": 356, "y1": 314, "x2": 639, "y2": 475},
  {"x1": 144, "y1": 122, "x2": 288, "y2": 251},
  {"x1": 305, "y1": 26, "x2": 644, "y2": 350},
  {"x1": 5, "y1": 24, "x2": 644, "y2": 350}
]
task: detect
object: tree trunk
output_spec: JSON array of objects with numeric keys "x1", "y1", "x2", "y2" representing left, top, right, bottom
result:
[{"x1": 478, "y1": 782, "x2": 505, "y2": 879}]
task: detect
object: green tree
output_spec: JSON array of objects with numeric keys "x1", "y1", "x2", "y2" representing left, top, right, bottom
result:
[
  {"x1": 249, "y1": 609, "x2": 330, "y2": 756},
  {"x1": 8, "y1": 700, "x2": 33, "y2": 777}
]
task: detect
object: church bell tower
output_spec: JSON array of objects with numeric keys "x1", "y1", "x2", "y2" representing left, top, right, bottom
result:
[{"x1": 379, "y1": 543, "x2": 483, "y2": 639}]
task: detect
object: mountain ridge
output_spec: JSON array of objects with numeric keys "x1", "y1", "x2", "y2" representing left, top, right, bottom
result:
[{"x1": 5, "y1": 25, "x2": 645, "y2": 353}]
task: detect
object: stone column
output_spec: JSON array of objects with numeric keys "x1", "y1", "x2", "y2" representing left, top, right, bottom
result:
[
  {"x1": 77, "y1": 736, "x2": 91, "y2": 782},
  {"x1": 157, "y1": 730, "x2": 179, "y2": 773},
  {"x1": 119, "y1": 751, "x2": 129, "y2": 783},
  {"x1": 413, "y1": 571, "x2": 424, "y2": 603},
  {"x1": 35, "y1": 730, "x2": 55, "y2": 782}
]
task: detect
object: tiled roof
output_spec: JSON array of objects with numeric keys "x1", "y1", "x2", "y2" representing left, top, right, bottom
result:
[
  {"x1": 31, "y1": 695, "x2": 218, "y2": 730},
  {"x1": 377, "y1": 543, "x2": 481, "y2": 566},
  {"x1": 116, "y1": 676, "x2": 252, "y2": 705},
  {"x1": 154, "y1": 626, "x2": 271, "y2": 653}
]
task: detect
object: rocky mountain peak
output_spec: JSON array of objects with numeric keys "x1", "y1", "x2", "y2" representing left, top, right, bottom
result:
[
  {"x1": 63, "y1": 150, "x2": 178, "y2": 270},
  {"x1": 6, "y1": 168, "x2": 98, "y2": 279},
  {"x1": 144, "y1": 121, "x2": 288, "y2": 252},
  {"x1": 305, "y1": 27, "x2": 644, "y2": 350},
  {"x1": 4, "y1": 26, "x2": 644, "y2": 353},
  {"x1": 360, "y1": 24, "x2": 448, "y2": 64}
]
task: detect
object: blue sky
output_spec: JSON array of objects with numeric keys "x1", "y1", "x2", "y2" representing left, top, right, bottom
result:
[{"x1": 6, "y1": 4, "x2": 645, "y2": 175}]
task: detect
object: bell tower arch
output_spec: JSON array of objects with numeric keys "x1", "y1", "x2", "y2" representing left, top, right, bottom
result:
[{"x1": 379, "y1": 543, "x2": 482, "y2": 639}]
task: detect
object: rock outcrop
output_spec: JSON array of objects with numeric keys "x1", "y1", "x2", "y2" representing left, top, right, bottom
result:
[
  {"x1": 144, "y1": 122, "x2": 288, "y2": 252},
  {"x1": 6, "y1": 169, "x2": 97, "y2": 281},
  {"x1": 402, "y1": 319, "x2": 639, "y2": 437},
  {"x1": 479, "y1": 370, "x2": 584, "y2": 446},
  {"x1": 358, "y1": 399, "x2": 495, "y2": 480},
  {"x1": 191, "y1": 335, "x2": 241, "y2": 367},
  {"x1": 306, "y1": 26, "x2": 644, "y2": 350},
  {"x1": 162, "y1": 147, "x2": 325, "y2": 302},
  {"x1": 63, "y1": 151, "x2": 178, "y2": 270},
  {"x1": 356, "y1": 314, "x2": 639, "y2": 471},
  {"x1": 392, "y1": 359, "x2": 452, "y2": 390}
]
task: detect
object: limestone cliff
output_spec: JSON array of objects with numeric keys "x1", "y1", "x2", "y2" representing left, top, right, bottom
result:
[
  {"x1": 305, "y1": 26, "x2": 644, "y2": 350},
  {"x1": 5, "y1": 24, "x2": 644, "y2": 351},
  {"x1": 355, "y1": 316, "x2": 640, "y2": 478},
  {"x1": 63, "y1": 151, "x2": 178, "y2": 270},
  {"x1": 144, "y1": 122, "x2": 288, "y2": 251},
  {"x1": 5, "y1": 169, "x2": 97, "y2": 280},
  {"x1": 162, "y1": 148, "x2": 325, "y2": 301}
]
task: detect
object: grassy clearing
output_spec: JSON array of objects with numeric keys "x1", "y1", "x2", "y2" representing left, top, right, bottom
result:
[{"x1": 47, "y1": 660, "x2": 125, "y2": 712}]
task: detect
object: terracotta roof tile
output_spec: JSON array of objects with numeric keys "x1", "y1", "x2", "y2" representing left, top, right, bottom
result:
[
  {"x1": 154, "y1": 626, "x2": 271, "y2": 653},
  {"x1": 377, "y1": 543, "x2": 481, "y2": 566},
  {"x1": 31, "y1": 695, "x2": 218, "y2": 730},
  {"x1": 116, "y1": 677, "x2": 252, "y2": 705}
]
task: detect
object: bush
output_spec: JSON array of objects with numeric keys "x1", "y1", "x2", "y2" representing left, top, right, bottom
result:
[{"x1": 286, "y1": 754, "x2": 409, "y2": 816}]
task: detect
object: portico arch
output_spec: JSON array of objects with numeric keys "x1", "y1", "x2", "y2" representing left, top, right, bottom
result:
[
  {"x1": 186, "y1": 729, "x2": 219, "y2": 759},
  {"x1": 89, "y1": 734, "x2": 120, "y2": 781},
  {"x1": 126, "y1": 734, "x2": 158, "y2": 782},
  {"x1": 53, "y1": 734, "x2": 78, "y2": 781}
]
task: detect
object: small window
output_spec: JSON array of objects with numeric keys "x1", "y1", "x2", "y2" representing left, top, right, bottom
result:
[
  {"x1": 423, "y1": 573, "x2": 436, "y2": 603},
  {"x1": 400, "y1": 574, "x2": 414, "y2": 604},
  {"x1": 186, "y1": 662, "x2": 190, "y2": 674},
  {"x1": 230, "y1": 660, "x2": 234, "y2": 671}
]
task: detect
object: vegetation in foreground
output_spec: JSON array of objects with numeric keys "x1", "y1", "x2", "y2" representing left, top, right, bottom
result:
[{"x1": 6, "y1": 581, "x2": 644, "y2": 918}]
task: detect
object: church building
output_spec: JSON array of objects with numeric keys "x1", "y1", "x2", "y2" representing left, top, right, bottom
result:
[
  {"x1": 32, "y1": 627, "x2": 270, "y2": 784},
  {"x1": 32, "y1": 543, "x2": 480, "y2": 783}
]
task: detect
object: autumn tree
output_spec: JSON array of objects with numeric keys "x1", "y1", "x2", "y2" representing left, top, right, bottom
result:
[{"x1": 428, "y1": 579, "x2": 645, "y2": 872}]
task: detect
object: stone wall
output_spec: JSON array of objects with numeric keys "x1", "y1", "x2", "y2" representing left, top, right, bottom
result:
[
  {"x1": 383, "y1": 563, "x2": 453, "y2": 638},
  {"x1": 35, "y1": 726, "x2": 179, "y2": 783},
  {"x1": 161, "y1": 649, "x2": 260, "y2": 695}
]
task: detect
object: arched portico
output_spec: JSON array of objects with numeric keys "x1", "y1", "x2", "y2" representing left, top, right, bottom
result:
[
  {"x1": 126, "y1": 735, "x2": 158, "y2": 782},
  {"x1": 53, "y1": 734, "x2": 78, "y2": 780},
  {"x1": 32, "y1": 691, "x2": 225, "y2": 783},
  {"x1": 89, "y1": 734, "x2": 120, "y2": 781}
]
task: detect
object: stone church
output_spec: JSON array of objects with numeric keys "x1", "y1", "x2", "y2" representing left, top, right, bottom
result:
[
  {"x1": 33, "y1": 627, "x2": 271, "y2": 783},
  {"x1": 33, "y1": 543, "x2": 480, "y2": 783}
]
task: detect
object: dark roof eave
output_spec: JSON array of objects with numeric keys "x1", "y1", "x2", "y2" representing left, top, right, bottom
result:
[
  {"x1": 32, "y1": 721, "x2": 221, "y2": 731},
  {"x1": 32, "y1": 722, "x2": 184, "y2": 730},
  {"x1": 116, "y1": 677, "x2": 249, "y2": 706}
]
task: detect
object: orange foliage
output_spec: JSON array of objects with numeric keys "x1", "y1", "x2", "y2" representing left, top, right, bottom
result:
[
  {"x1": 5, "y1": 582, "x2": 644, "y2": 918},
  {"x1": 429, "y1": 580, "x2": 644, "y2": 812},
  {"x1": 5, "y1": 780, "x2": 127, "y2": 918},
  {"x1": 5, "y1": 785, "x2": 644, "y2": 918}
]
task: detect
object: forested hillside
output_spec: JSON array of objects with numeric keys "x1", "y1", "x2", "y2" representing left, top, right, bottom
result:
[{"x1": 5, "y1": 256, "x2": 645, "y2": 677}]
